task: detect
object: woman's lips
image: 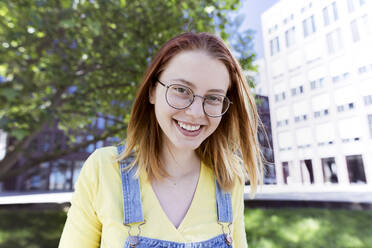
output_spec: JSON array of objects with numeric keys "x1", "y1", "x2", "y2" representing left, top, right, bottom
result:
[{"x1": 174, "y1": 119, "x2": 203, "y2": 137}]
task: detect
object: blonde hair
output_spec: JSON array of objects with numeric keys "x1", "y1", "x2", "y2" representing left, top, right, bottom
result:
[{"x1": 117, "y1": 32, "x2": 263, "y2": 195}]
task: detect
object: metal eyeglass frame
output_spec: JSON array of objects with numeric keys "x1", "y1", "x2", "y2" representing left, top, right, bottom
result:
[{"x1": 156, "y1": 79, "x2": 232, "y2": 118}]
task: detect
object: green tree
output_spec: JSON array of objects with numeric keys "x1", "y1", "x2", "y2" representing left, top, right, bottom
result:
[{"x1": 0, "y1": 0, "x2": 255, "y2": 181}]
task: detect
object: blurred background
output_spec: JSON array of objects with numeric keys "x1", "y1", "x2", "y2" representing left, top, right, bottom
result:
[{"x1": 0, "y1": 0, "x2": 372, "y2": 247}]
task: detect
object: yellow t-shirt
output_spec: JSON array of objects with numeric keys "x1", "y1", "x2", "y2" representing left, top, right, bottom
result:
[{"x1": 58, "y1": 146, "x2": 248, "y2": 248}]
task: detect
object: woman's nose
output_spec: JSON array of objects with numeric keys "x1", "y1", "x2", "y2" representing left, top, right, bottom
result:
[{"x1": 185, "y1": 95, "x2": 205, "y2": 117}]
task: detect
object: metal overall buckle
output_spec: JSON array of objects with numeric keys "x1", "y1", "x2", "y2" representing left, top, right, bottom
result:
[
  {"x1": 124, "y1": 220, "x2": 146, "y2": 248},
  {"x1": 218, "y1": 222, "x2": 233, "y2": 246}
]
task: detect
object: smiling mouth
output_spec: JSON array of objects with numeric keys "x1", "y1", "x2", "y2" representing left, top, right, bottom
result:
[{"x1": 173, "y1": 119, "x2": 203, "y2": 132}]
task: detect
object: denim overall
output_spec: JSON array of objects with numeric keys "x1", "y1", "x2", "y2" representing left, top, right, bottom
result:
[{"x1": 117, "y1": 146, "x2": 233, "y2": 248}]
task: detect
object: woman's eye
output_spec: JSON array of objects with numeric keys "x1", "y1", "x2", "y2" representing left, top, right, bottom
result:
[
  {"x1": 206, "y1": 95, "x2": 223, "y2": 103},
  {"x1": 174, "y1": 87, "x2": 187, "y2": 94}
]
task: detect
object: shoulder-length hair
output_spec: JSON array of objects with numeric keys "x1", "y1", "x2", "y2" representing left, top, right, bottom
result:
[{"x1": 117, "y1": 32, "x2": 263, "y2": 194}]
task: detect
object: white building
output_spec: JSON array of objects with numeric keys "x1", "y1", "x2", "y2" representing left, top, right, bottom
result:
[
  {"x1": 0, "y1": 130, "x2": 7, "y2": 191},
  {"x1": 248, "y1": 58, "x2": 270, "y2": 96},
  {"x1": 0, "y1": 130, "x2": 6, "y2": 161},
  {"x1": 261, "y1": 0, "x2": 372, "y2": 188}
]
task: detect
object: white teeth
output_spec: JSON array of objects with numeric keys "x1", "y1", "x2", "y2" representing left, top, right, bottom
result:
[{"x1": 177, "y1": 121, "x2": 201, "y2": 131}]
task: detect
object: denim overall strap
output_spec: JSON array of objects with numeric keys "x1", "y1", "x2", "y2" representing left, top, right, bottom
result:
[
  {"x1": 215, "y1": 177, "x2": 233, "y2": 223},
  {"x1": 117, "y1": 145, "x2": 144, "y2": 224}
]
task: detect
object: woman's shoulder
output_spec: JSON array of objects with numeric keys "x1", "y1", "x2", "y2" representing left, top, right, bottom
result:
[
  {"x1": 81, "y1": 146, "x2": 120, "y2": 173},
  {"x1": 87, "y1": 145, "x2": 118, "y2": 162},
  {"x1": 94, "y1": 145, "x2": 119, "y2": 158}
]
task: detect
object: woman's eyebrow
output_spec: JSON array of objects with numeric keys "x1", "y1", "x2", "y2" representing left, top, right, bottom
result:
[{"x1": 173, "y1": 78, "x2": 226, "y2": 94}]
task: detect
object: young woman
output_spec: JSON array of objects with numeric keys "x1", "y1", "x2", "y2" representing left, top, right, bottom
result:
[{"x1": 59, "y1": 32, "x2": 263, "y2": 248}]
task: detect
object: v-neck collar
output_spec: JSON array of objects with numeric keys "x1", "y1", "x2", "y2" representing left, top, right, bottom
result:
[{"x1": 141, "y1": 161, "x2": 205, "y2": 233}]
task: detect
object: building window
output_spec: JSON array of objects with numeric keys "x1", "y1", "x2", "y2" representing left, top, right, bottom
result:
[
  {"x1": 310, "y1": 81, "x2": 315, "y2": 89},
  {"x1": 337, "y1": 105, "x2": 345, "y2": 112},
  {"x1": 346, "y1": 155, "x2": 366, "y2": 184},
  {"x1": 270, "y1": 36, "x2": 280, "y2": 56},
  {"x1": 310, "y1": 77, "x2": 325, "y2": 90},
  {"x1": 348, "y1": 0, "x2": 367, "y2": 11},
  {"x1": 323, "y1": 2, "x2": 339, "y2": 26},
  {"x1": 332, "y1": 75, "x2": 340, "y2": 83},
  {"x1": 314, "y1": 109, "x2": 329, "y2": 118},
  {"x1": 332, "y1": 72, "x2": 350, "y2": 83},
  {"x1": 285, "y1": 26, "x2": 296, "y2": 48},
  {"x1": 299, "y1": 160, "x2": 314, "y2": 184},
  {"x1": 332, "y1": 2, "x2": 339, "y2": 21},
  {"x1": 322, "y1": 157, "x2": 338, "y2": 184},
  {"x1": 362, "y1": 14, "x2": 371, "y2": 35},
  {"x1": 277, "y1": 119, "x2": 289, "y2": 127},
  {"x1": 358, "y1": 66, "x2": 367, "y2": 74},
  {"x1": 291, "y1": 88, "x2": 295, "y2": 96},
  {"x1": 364, "y1": 95, "x2": 372, "y2": 105},
  {"x1": 274, "y1": 91, "x2": 286, "y2": 102},
  {"x1": 337, "y1": 102, "x2": 355, "y2": 112},
  {"x1": 326, "y1": 28, "x2": 343, "y2": 54},
  {"x1": 347, "y1": 0, "x2": 355, "y2": 12},
  {"x1": 343, "y1": 72, "x2": 350, "y2": 79},
  {"x1": 282, "y1": 161, "x2": 290, "y2": 184},
  {"x1": 323, "y1": 7, "x2": 330, "y2": 26},
  {"x1": 351, "y1": 19, "x2": 360, "y2": 42},
  {"x1": 303, "y1": 15, "x2": 316, "y2": 37},
  {"x1": 368, "y1": 115, "x2": 372, "y2": 138},
  {"x1": 294, "y1": 114, "x2": 307, "y2": 123},
  {"x1": 351, "y1": 15, "x2": 371, "y2": 43},
  {"x1": 291, "y1": 85, "x2": 304, "y2": 96}
]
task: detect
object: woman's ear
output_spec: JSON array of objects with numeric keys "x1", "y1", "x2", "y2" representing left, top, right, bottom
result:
[{"x1": 149, "y1": 85, "x2": 156, "y2": 104}]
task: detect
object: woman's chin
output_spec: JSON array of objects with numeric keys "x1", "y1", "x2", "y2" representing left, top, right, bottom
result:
[
  {"x1": 177, "y1": 144, "x2": 200, "y2": 151},
  {"x1": 171, "y1": 140, "x2": 201, "y2": 152}
]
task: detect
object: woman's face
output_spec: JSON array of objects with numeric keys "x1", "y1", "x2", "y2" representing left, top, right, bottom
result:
[{"x1": 150, "y1": 50, "x2": 230, "y2": 152}]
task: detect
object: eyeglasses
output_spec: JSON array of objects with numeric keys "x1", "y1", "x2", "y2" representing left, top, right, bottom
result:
[{"x1": 156, "y1": 79, "x2": 232, "y2": 117}]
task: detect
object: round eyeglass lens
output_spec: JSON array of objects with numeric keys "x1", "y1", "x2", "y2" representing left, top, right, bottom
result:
[
  {"x1": 166, "y1": 84, "x2": 193, "y2": 109},
  {"x1": 203, "y1": 95, "x2": 230, "y2": 117}
]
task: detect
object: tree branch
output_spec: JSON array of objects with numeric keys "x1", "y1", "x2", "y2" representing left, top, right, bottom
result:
[
  {"x1": 0, "y1": 85, "x2": 68, "y2": 177},
  {"x1": 0, "y1": 124, "x2": 124, "y2": 181}
]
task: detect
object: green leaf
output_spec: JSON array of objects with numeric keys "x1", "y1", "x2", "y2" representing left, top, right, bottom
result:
[
  {"x1": 0, "y1": 88, "x2": 18, "y2": 101},
  {"x1": 60, "y1": 19, "x2": 75, "y2": 29},
  {"x1": 120, "y1": 0, "x2": 126, "y2": 8},
  {"x1": 13, "y1": 129, "x2": 28, "y2": 140}
]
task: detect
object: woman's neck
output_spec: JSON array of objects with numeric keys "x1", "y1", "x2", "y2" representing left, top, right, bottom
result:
[{"x1": 160, "y1": 144, "x2": 200, "y2": 179}]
